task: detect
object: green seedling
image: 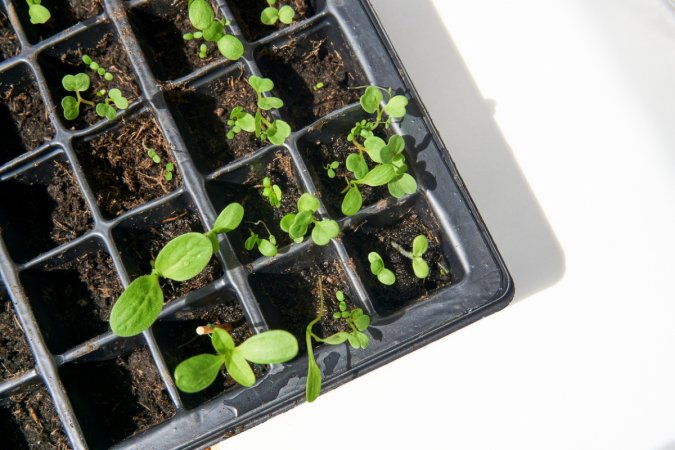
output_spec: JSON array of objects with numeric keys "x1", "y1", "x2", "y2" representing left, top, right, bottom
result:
[
  {"x1": 313, "y1": 82, "x2": 325, "y2": 91},
  {"x1": 109, "y1": 203, "x2": 244, "y2": 337},
  {"x1": 26, "y1": 0, "x2": 50, "y2": 24},
  {"x1": 261, "y1": 176, "x2": 282, "y2": 208},
  {"x1": 61, "y1": 73, "x2": 129, "y2": 121},
  {"x1": 368, "y1": 251, "x2": 396, "y2": 285},
  {"x1": 175, "y1": 327, "x2": 298, "y2": 392},
  {"x1": 165, "y1": 163, "x2": 175, "y2": 182},
  {"x1": 353, "y1": 85, "x2": 409, "y2": 132},
  {"x1": 306, "y1": 280, "x2": 371, "y2": 402},
  {"x1": 324, "y1": 161, "x2": 339, "y2": 179},
  {"x1": 392, "y1": 235, "x2": 430, "y2": 279},
  {"x1": 280, "y1": 193, "x2": 339, "y2": 246},
  {"x1": 82, "y1": 55, "x2": 113, "y2": 80},
  {"x1": 183, "y1": 0, "x2": 244, "y2": 61},
  {"x1": 260, "y1": 0, "x2": 295, "y2": 26},
  {"x1": 245, "y1": 221, "x2": 278, "y2": 257},
  {"x1": 144, "y1": 144, "x2": 176, "y2": 182},
  {"x1": 227, "y1": 76, "x2": 292, "y2": 145}
]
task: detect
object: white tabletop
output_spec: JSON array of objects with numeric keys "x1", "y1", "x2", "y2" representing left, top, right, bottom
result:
[{"x1": 216, "y1": 1, "x2": 675, "y2": 448}]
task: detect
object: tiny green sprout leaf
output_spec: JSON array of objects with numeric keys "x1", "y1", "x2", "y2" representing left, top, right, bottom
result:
[
  {"x1": 155, "y1": 232, "x2": 213, "y2": 281},
  {"x1": 61, "y1": 96, "x2": 79, "y2": 121},
  {"x1": 217, "y1": 35, "x2": 244, "y2": 60},
  {"x1": 267, "y1": 120, "x2": 291, "y2": 145},
  {"x1": 413, "y1": 257, "x2": 430, "y2": 279},
  {"x1": 368, "y1": 252, "x2": 384, "y2": 274},
  {"x1": 28, "y1": 3, "x2": 50, "y2": 24},
  {"x1": 313, "y1": 82, "x2": 325, "y2": 91},
  {"x1": 377, "y1": 268, "x2": 396, "y2": 285},
  {"x1": 297, "y1": 193, "x2": 320, "y2": 213},
  {"x1": 237, "y1": 330, "x2": 298, "y2": 364},
  {"x1": 199, "y1": 43, "x2": 207, "y2": 59},
  {"x1": 338, "y1": 302, "x2": 347, "y2": 312},
  {"x1": 245, "y1": 232, "x2": 259, "y2": 251},
  {"x1": 211, "y1": 327, "x2": 234, "y2": 354},
  {"x1": 260, "y1": 6, "x2": 279, "y2": 25},
  {"x1": 105, "y1": 73, "x2": 113, "y2": 82},
  {"x1": 341, "y1": 186, "x2": 362, "y2": 217},
  {"x1": 311, "y1": 219, "x2": 339, "y2": 246},
  {"x1": 412, "y1": 235, "x2": 429, "y2": 257},
  {"x1": 359, "y1": 164, "x2": 396, "y2": 187},
  {"x1": 336, "y1": 290, "x2": 345, "y2": 301},
  {"x1": 224, "y1": 349, "x2": 256, "y2": 387},
  {"x1": 248, "y1": 76, "x2": 274, "y2": 93},
  {"x1": 258, "y1": 238, "x2": 277, "y2": 257},
  {"x1": 62, "y1": 73, "x2": 90, "y2": 92},
  {"x1": 89, "y1": 62, "x2": 99, "y2": 71},
  {"x1": 280, "y1": 213, "x2": 295, "y2": 232},
  {"x1": 95, "y1": 103, "x2": 116, "y2": 120},
  {"x1": 258, "y1": 96, "x2": 284, "y2": 110},
  {"x1": 188, "y1": 0, "x2": 214, "y2": 30},
  {"x1": 384, "y1": 95, "x2": 409, "y2": 118},
  {"x1": 388, "y1": 173, "x2": 417, "y2": 198},
  {"x1": 360, "y1": 86, "x2": 383, "y2": 114},
  {"x1": 345, "y1": 153, "x2": 368, "y2": 179},
  {"x1": 183, "y1": 32, "x2": 194, "y2": 40},
  {"x1": 97, "y1": 67, "x2": 105, "y2": 76},
  {"x1": 82, "y1": 55, "x2": 92, "y2": 65},
  {"x1": 212, "y1": 202, "x2": 244, "y2": 234},
  {"x1": 110, "y1": 274, "x2": 163, "y2": 337},
  {"x1": 322, "y1": 332, "x2": 350, "y2": 345},
  {"x1": 353, "y1": 312, "x2": 370, "y2": 331},
  {"x1": 175, "y1": 354, "x2": 226, "y2": 393},
  {"x1": 278, "y1": 5, "x2": 295, "y2": 24},
  {"x1": 108, "y1": 88, "x2": 129, "y2": 109},
  {"x1": 288, "y1": 210, "x2": 312, "y2": 240}
]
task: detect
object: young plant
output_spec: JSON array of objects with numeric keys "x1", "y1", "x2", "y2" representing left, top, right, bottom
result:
[
  {"x1": 306, "y1": 280, "x2": 371, "y2": 402},
  {"x1": 26, "y1": 0, "x2": 50, "y2": 24},
  {"x1": 226, "y1": 76, "x2": 291, "y2": 145},
  {"x1": 280, "y1": 193, "x2": 339, "y2": 246},
  {"x1": 109, "y1": 203, "x2": 244, "y2": 337},
  {"x1": 324, "y1": 161, "x2": 339, "y2": 179},
  {"x1": 392, "y1": 235, "x2": 430, "y2": 279},
  {"x1": 313, "y1": 82, "x2": 325, "y2": 91},
  {"x1": 260, "y1": 0, "x2": 295, "y2": 26},
  {"x1": 261, "y1": 176, "x2": 282, "y2": 208},
  {"x1": 145, "y1": 144, "x2": 176, "y2": 182},
  {"x1": 183, "y1": 0, "x2": 243, "y2": 61},
  {"x1": 368, "y1": 251, "x2": 396, "y2": 285},
  {"x1": 175, "y1": 327, "x2": 298, "y2": 392},
  {"x1": 245, "y1": 221, "x2": 278, "y2": 257}
]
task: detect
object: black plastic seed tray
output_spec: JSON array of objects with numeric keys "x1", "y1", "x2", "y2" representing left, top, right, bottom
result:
[{"x1": 0, "y1": 0, "x2": 514, "y2": 448}]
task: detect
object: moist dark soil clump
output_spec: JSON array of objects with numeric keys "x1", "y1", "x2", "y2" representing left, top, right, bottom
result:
[
  {"x1": 166, "y1": 68, "x2": 261, "y2": 173},
  {"x1": 0, "y1": 384, "x2": 71, "y2": 449},
  {"x1": 18, "y1": 0, "x2": 103, "y2": 45},
  {"x1": 21, "y1": 250, "x2": 123, "y2": 354},
  {"x1": 227, "y1": 0, "x2": 314, "y2": 42},
  {"x1": 74, "y1": 112, "x2": 181, "y2": 218},
  {"x1": 0, "y1": 8, "x2": 20, "y2": 62},
  {"x1": 0, "y1": 288, "x2": 34, "y2": 381},
  {"x1": 60, "y1": 347, "x2": 176, "y2": 448}
]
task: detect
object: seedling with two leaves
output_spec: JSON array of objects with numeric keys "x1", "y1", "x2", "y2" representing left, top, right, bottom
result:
[
  {"x1": 61, "y1": 73, "x2": 129, "y2": 120},
  {"x1": 26, "y1": 0, "x2": 50, "y2": 24},
  {"x1": 109, "y1": 203, "x2": 244, "y2": 337},
  {"x1": 245, "y1": 221, "x2": 278, "y2": 257},
  {"x1": 183, "y1": 0, "x2": 244, "y2": 61},
  {"x1": 280, "y1": 193, "x2": 339, "y2": 246},
  {"x1": 261, "y1": 176, "x2": 282, "y2": 208},
  {"x1": 227, "y1": 76, "x2": 292, "y2": 145},
  {"x1": 324, "y1": 161, "x2": 340, "y2": 179},
  {"x1": 260, "y1": 0, "x2": 295, "y2": 26},
  {"x1": 392, "y1": 235, "x2": 430, "y2": 279},
  {"x1": 368, "y1": 252, "x2": 396, "y2": 285}
]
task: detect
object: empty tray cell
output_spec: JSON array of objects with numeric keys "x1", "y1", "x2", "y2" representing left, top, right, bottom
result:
[
  {"x1": 11, "y1": 0, "x2": 102, "y2": 45},
  {"x1": 0, "y1": 6, "x2": 20, "y2": 62},
  {"x1": 0, "y1": 64, "x2": 55, "y2": 166},
  {"x1": 206, "y1": 148, "x2": 304, "y2": 264},
  {"x1": 226, "y1": 0, "x2": 318, "y2": 42},
  {"x1": 342, "y1": 196, "x2": 461, "y2": 316},
  {"x1": 249, "y1": 245, "x2": 358, "y2": 352},
  {"x1": 127, "y1": 0, "x2": 234, "y2": 81},
  {"x1": 0, "y1": 382, "x2": 71, "y2": 449},
  {"x1": 73, "y1": 110, "x2": 181, "y2": 218},
  {"x1": 255, "y1": 17, "x2": 367, "y2": 129},
  {"x1": 37, "y1": 22, "x2": 140, "y2": 130},
  {"x1": 0, "y1": 152, "x2": 93, "y2": 264},
  {"x1": 154, "y1": 287, "x2": 260, "y2": 409},
  {"x1": 0, "y1": 284, "x2": 34, "y2": 382},
  {"x1": 59, "y1": 346, "x2": 176, "y2": 449},
  {"x1": 111, "y1": 194, "x2": 223, "y2": 302},
  {"x1": 165, "y1": 65, "x2": 262, "y2": 174},
  {"x1": 19, "y1": 238, "x2": 123, "y2": 354}
]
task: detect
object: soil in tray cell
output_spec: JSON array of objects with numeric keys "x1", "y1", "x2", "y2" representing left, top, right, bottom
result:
[
  {"x1": 0, "y1": 156, "x2": 93, "y2": 264},
  {"x1": 206, "y1": 149, "x2": 303, "y2": 264},
  {"x1": 0, "y1": 65, "x2": 55, "y2": 166},
  {"x1": 60, "y1": 347, "x2": 176, "y2": 448},
  {"x1": 154, "y1": 293, "x2": 261, "y2": 409},
  {"x1": 128, "y1": 0, "x2": 226, "y2": 81},
  {"x1": 20, "y1": 245, "x2": 123, "y2": 354},
  {"x1": 256, "y1": 24, "x2": 367, "y2": 129},
  {"x1": 343, "y1": 199, "x2": 454, "y2": 316},
  {"x1": 113, "y1": 204, "x2": 224, "y2": 302},
  {"x1": 165, "y1": 66, "x2": 262, "y2": 174},
  {"x1": 38, "y1": 26, "x2": 139, "y2": 130},
  {"x1": 226, "y1": 0, "x2": 315, "y2": 42},
  {"x1": 0, "y1": 286, "x2": 35, "y2": 382},
  {"x1": 0, "y1": 383, "x2": 71, "y2": 450},
  {"x1": 12, "y1": 0, "x2": 103, "y2": 44},
  {"x1": 0, "y1": 7, "x2": 20, "y2": 62},
  {"x1": 73, "y1": 111, "x2": 181, "y2": 218}
]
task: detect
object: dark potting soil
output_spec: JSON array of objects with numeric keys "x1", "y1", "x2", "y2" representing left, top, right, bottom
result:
[
  {"x1": 60, "y1": 347, "x2": 176, "y2": 448},
  {"x1": 18, "y1": 0, "x2": 103, "y2": 45},
  {"x1": 128, "y1": 0, "x2": 220, "y2": 81},
  {"x1": 154, "y1": 300, "x2": 261, "y2": 409},
  {"x1": 74, "y1": 112, "x2": 181, "y2": 218},
  {"x1": 0, "y1": 384, "x2": 71, "y2": 449},
  {"x1": 207, "y1": 150, "x2": 302, "y2": 264},
  {"x1": 0, "y1": 8, "x2": 20, "y2": 62},
  {"x1": 0, "y1": 159, "x2": 93, "y2": 264},
  {"x1": 344, "y1": 206, "x2": 453, "y2": 315},
  {"x1": 0, "y1": 287, "x2": 34, "y2": 381},
  {"x1": 0, "y1": 72, "x2": 55, "y2": 165},
  {"x1": 116, "y1": 208, "x2": 224, "y2": 301},
  {"x1": 226, "y1": 0, "x2": 314, "y2": 42},
  {"x1": 257, "y1": 37, "x2": 365, "y2": 129},
  {"x1": 165, "y1": 67, "x2": 262, "y2": 174},
  {"x1": 21, "y1": 250, "x2": 123, "y2": 355}
]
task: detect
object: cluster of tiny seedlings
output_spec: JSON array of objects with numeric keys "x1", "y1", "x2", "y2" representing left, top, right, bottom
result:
[
  {"x1": 280, "y1": 193, "x2": 339, "y2": 246},
  {"x1": 368, "y1": 235, "x2": 433, "y2": 286},
  {"x1": 261, "y1": 176, "x2": 282, "y2": 207},
  {"x1": 306, "y1": 279, "x2": 371, "y2": 402},
  {"x1": 144, "y1": 143, "x2": 175, "y2": 182},
  {"x1": 26, "y1": 0, "x2": 50, "y2": 24},
  {"x1": 109, "y1": 203, "x2": 244, "y2": 337},
  {"x1": 260, "y1": 0, "x2": 295, "y2": 26},
  {"x1": 227, "y1": 76, "x2": 291, "y2": 145},
  {"x1": 183, "y1": 0, "x2": 243, "y2": 61},
  {"x1": 61, "y1": 55, "x2": 129, "y2": 121}
]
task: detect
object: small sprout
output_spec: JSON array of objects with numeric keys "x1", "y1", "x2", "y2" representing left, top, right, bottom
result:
[
  {"x1": 175, "y1": 328, "x2": 298, "y2": 392},
  {"x1": 324, "y1": 161, "x2": 339, "y2": 178},
  {"x1": 313, "y1": 82, "x2": 324, "y2": 91},
  {"x1": 280, "y1": 193, "x2": 339, "y2": 246},
  {"x1": 244, "y1": 221, "x2": 278, "y2": 257},
  {"x1": 146, "y1": 147, "x2": 161, "y2": 164},
  {"x1": 261, "y1": 0, "x2": 295, "y2": 26},
  {"x1": 26, "y1": 0, "x2": 50, "y2": 24},
  {"x1": 261, "y1": 176, "x2": 282, "y2": 208},
  {"x1": 392, "y1": 235, "x2": 430, "y2": 279},
  {"x1": 82, "y1": 55, "x2": 114, "y2": 80},
  {"x1": 165, "y1": 163, "x2": 175, "y2": 182},
  {"x1": 368, "y1": 252, "x2": 396, "y2": 285},
  {"x1": 438, "y1": 262, "x2": 450, "y2": 277},
  {"x1": 185, "y1": 0, "x2": 243, "y2": 61}
]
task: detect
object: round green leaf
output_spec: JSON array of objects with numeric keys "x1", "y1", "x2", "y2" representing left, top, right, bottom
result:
[
  {"x1": 236, "y1": 113, "x2": 256, "y2": 132},
  {"x1": 61, "y1": 96, "x2": 79, "y2": 120},
  {"x1": 155, "y1": 232, "x2": 213, "y2": 281},
  {"x1": 211, "y1": 328, "x2": 235, "y2": 354},
  {"x1": 258, "y1": 96, "x2": 284, "y2": 110},
  {"x1": 353, "y1": 313, "x2": 370, "y2": 331},
  {"x1": 412, "y1": 235, "x2": 429, "y2": 256},
  {"x1": 267, "y1": 120, "x2": 291, "y2": 145},
  {"x1": 311, "y1": 220, "x2": 339, "y2": 246},
  {"x1": 297, "y1": 193, "x2": 320, "y2": 212},
  {"x1": 188, "y1": 0, "x2": 214, "y2": 30},
  {"x1": 377, "y1": 268, "x2": 396, "y2": 285},
  {"x1": 384, "y1": 95, "x2": 409, "y2": 118},
  {"x1": 95, "y1": 102, "x2": 116, "y2": 120},
  {"x1": 110, "y1": 274, "x2": 164, "y2": 337},
  {"x1": 248, "y1": 76, "x2": 274, "y2": 93},
  {"x1": 245, "y1": 233, "x2": 258, "y2": 251},
  {"x1": 341, "y1": 186, "x2": 362, "y2": 217},
  {"x1": 368, "y1": 252, "x2": 384, "y2": 275},
  {"x1": 278, "y1": 5, "x2": 295, "y2": 24},
  {"x1": 224, "y1": 349, "x2": 256, "y2": 387},
  {"x1": 360, "y1": 86, "x2": 383, "y2": 114},
  {"x1": 289, "y1": 210, "x2": 312, "y2": 240},
  {"x1": 29, "y1": 4, "x2": 50, "y2": 24},
  {"x1": 280, "y1": 213, "x2": 296, "y2": 232},
  {"x1": 258, "y1": 239, "x2": 277, "y2": 257},
  {"x1": 237, "y1": 330, "x2": 298, "y2": 364},
  {"x1": 212, "y1": 202, "x2": 244, "y2": 234},
  {"x1": 260, "y1": 6, "x2": 279, "y2": 25},
  {"x1": 108, "y1": 88, "x2": 129, "y2": 109},
  {"x1": 359, "y1": 164, "x2": 396, "y2": 187},
  {"x1": 62, "y1": 73, "x2": 90, "y2": 92},
  {"x1": 202, "y1": 19, "x2": 224, "y2": 42},
  {"x1": 345, "y1": 153, "x2": 368, "y2": 179},
  {"x1": 217, "y1": 35, "x2": 244, "y2": 60},
  {"x1": 175, "y1": 354, "x2": 225, "y2": 393},
  {"x1": 388, "y1": 173, "x2": 417, "y2": 198},
  {"x1": 412, "y1": 257, "x2": 430, "y2": 279}
]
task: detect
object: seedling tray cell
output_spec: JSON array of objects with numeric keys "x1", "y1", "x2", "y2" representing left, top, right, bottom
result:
[{"x1": 0, "y1": 0, "x2": 513, "y2": 449}]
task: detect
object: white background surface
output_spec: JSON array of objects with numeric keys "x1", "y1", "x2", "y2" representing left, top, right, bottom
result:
[{"x1": 216, "y1": 1, "x2": 675, "y2": 448}]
